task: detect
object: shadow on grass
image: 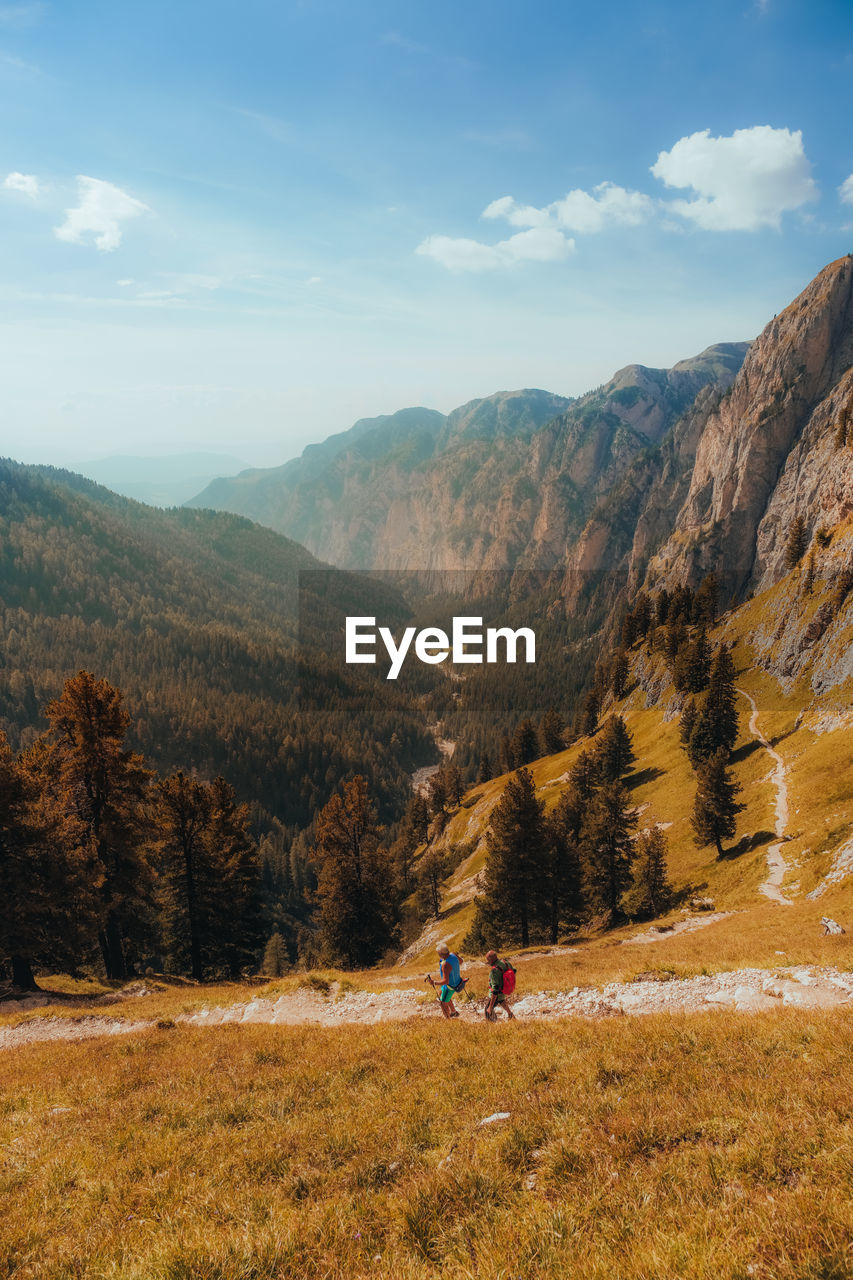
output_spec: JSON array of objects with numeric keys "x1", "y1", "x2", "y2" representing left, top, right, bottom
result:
[
  {"x1": 628, "y1": 765, "x2": 665, "y2": 789},
  {"x1": 730, "y1": 739, "x2": 762, "y2": 764}
]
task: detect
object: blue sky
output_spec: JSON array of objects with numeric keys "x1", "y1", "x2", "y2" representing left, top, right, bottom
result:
[{"x1": 2, "y1": 0, "x2": 852, "y2": 468}]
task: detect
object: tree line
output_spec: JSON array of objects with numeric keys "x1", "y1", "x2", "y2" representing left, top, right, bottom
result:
[{"x1": 1, "y1": 671, "x2": 262, "y2": 989}]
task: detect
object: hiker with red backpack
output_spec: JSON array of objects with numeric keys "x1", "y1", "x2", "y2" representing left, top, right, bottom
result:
[{"x1": 484, "y1": 950, "x2": 516, "y2": 1021}]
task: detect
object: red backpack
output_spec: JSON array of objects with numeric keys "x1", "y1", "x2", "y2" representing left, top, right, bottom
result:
[{"x1": 499, "y1": 961, "x2": 516, "y2": 995}]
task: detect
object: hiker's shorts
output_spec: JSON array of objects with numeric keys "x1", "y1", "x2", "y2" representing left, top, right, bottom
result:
[{"x1": 439, "y1": 985, "x2": 456, "y2": 1002}]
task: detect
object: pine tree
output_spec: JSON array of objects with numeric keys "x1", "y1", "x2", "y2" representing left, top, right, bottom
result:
[
  {"x1": 610, "y1": 649, "x2": 629, "y2": 699},
  {"x1": 784, "y1": 514, "x2": 809, "y2": 569},
  {"x1": 427, "y1": 770, "x2": 447, "y2": 817},
  {"x1": 803, "y1": 548, "x2": 816, "y2": 595},
  {"x1": 157, "y1": 771, "x2": 212, "y2": 980},
  {"x1": 679, "y1": 697, "x2": 697, "y2": 746},
  {"x1": 685, "y1": 627, "x2": 712, "y2": 693},
  {"x1": 691, "y1": 750, "x2": 744, "y2": 858},
  {"x1": 0, "y1": 732, "x2": 99, "y2": 989},
  {"x1": 313, "y1": 776, "x2": 396, "y2": 968},
  {"x1": 205, "y1": 776, "x2": 262, "y2": 978},
  {"x1": 262, "y1": 932, "x2": 289, "y2": 977},
  {"x1": 476, "y1": 752, "x2": 493, "y2": 784},
  {"x1": 694, "y1": 573, "x2": 720, "y2": 624},
  {"x1": 416, "y1": 846, "x2": 449, "y2": 919},
  {"x1": 581, "y1": 688, "x2": 601, "y2": 737},
  {"x1": 688, "y1": 645, "x2": 739, "y2": 767},
  {"x1": 540, "y1": 708, "x2": 567, "y2": 756},
  {"x1": 44, "y1": 672, "x2": 152, "y2": 980},
  {"x1": 622, "y1": 826, "x2": 672, "y2": 918},
  {"x1": 544, "y1": 803, "x2": 586, "y2": 944},
  {"x1": 512, "y1": 718, "x2": 541, "y2": 766},
  {"x1": 469, "y1": 768, "x2": 547, "y2": 948},
  {"x1": 444, "y1": 764, "x2": 464, "y2": 808},
  {"x1": 594, "y1": 716, "x2": 636, "y2": 784},
  {"x1": 580, "y1": 781, "x2": 637, "y2": 917}
]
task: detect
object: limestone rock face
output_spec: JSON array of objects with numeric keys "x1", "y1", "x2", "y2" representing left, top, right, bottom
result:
[
  {"x1": 188, "y1": 350, "x2": 745, "y2": 575},
  {"x1": 648, "y1": 256, "x2": 853, "y2": 594}
]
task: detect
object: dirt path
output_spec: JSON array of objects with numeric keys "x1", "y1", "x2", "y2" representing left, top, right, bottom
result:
[
  {"x1": 4, "y1": 964, "x2": 853, "y2": 1050},
  {"x1": 737, "y1": 688, "x2": 793, "y2": 905}
]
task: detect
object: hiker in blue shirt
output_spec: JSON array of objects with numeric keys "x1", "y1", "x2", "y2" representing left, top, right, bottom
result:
[{"x1": 432, "y1": 942, "x2": 464, "y2": 1019}]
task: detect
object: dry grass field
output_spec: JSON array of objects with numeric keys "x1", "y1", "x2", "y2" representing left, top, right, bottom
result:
[{"x1": 4, "y1": 1012, "x2": 853, "y2": 1280}]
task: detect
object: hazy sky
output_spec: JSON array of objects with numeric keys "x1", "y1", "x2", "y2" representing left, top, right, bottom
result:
[{"x1": 2, "y1": 0, "x2": 852, "y2": 468}]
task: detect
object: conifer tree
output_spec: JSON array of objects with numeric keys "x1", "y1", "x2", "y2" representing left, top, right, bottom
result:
[
  {"x1": 444, "y1": 764, "x2": 464, "y2": 808},
  {"x1": 157, "y1": 771, "x2": 212, "y2": 980},
  {"x1": 512, "y1": 718, "x2": 541, "y2": 766},
  {"x1": 427, "y1": 770, "x2": 447, "y2": 817},
  {"x1": 691, "y1": 750, "x2": 744, "y2": 858},
  {"x1": 679, "y1": 697, "x2": 698, "y2": 746},
  {"x1": 594, "y1": 715, "x2": 636, "y2": 784},
  {"x1": 610, "y1": 649, "x2": 629, "y2": 699},
  {"x1": 469, "y1": 768, "x2": 547, "y2": 948},
  {"x1": 694, "y1": 573, "x2": 720, "y2": 624},
  {"x1": 44, "y1": 672, "x2": 152, "y2": 980},
  {"x1": 623, "y1": 826, "x2": 672, "y2": 919},
  {"x1": 416, "y1": 846, "x2": 449, "y2": 919},
  {"x1": 313, "y1": 775, "x2": 395, "y2": 967},
  {"x1": 544, "y1": 802, "x2": 586, "y2": 944},
  {"x1": 0, "y1": 732, "x2": 99, "y2": 988},
  {"x1": 391, "y1": 793, "x2": 429, "y2": 897},
  {"x1": 205, "y1": 776, "x2": 262, "y2": 978},
  {"x1": 685, "y1": 626, "x2": 712, "y2": 693},
  {"x1": 784, "y1": 514, "x2": 809, "y2": 569},
  {"x1": 803, "y1": 548, "x2": 816, "y2": 595},
  {"x1": 580, "y1": 780, "x2": 637, "y2": 917},
  {"x1": 688, "y1": 644, "x2": 739, "y2": 767},
  {"x1": 262, "y1": 932, "x2": 289, "y2": 977},
  {"x1": 540, "y1": 708, "x2": 567, "y2": 756},
  {"x1": 581, "y1": 688, "x2": 601, "y2": 737},
  {"x1": 476, "y1": 752, "x2": 493, "y2": 784}
]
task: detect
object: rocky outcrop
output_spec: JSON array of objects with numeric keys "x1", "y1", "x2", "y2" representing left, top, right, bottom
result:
[{"x1": 647, "y1": 256, "x2": 853, "y2": 595}]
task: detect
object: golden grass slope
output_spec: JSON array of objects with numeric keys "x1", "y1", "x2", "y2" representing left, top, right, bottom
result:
[
  {"x1": 402, "y1": 535, "x2": 853, "y2": 976},
  {"x1": 3, "y1": 1014, "x2": 853, "y2": 1279}
]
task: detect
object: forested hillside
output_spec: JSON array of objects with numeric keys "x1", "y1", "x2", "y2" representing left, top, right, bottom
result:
[{"x1": 0, "y1": 460, "x2": 436, "y2": 831}]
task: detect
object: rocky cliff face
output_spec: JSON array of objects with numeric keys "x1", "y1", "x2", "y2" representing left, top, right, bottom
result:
[
  {"x1": 646, "y1": 256, "x2": 853, "y2": 595},
  {"x1": 189, "y1": 350, "x2": 745, "y2": 574}
]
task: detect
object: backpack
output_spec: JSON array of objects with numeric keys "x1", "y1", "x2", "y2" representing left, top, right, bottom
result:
[{"x1": 498, "y1": 960, "x2": 516, "y2": 995}]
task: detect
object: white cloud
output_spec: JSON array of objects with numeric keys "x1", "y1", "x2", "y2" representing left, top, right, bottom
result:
[
  {"x1": 54, "y1": 176, "x2": 148, "y2": 252},
  {"x1": 840, "y1": 174, "x2": 853, "y2": 205},
  {"x1": 4, "y1": 170, "x2": 39, "y2": 197},
  {"x1": 416, "y1": 226, "x2": 574, "y2": 272},
  {"x1": 651, "y1": 126, "x2": 818, "y2": 230},
  {"x1": 483, "y1": 181, "x2": 653, "y2": 233}
]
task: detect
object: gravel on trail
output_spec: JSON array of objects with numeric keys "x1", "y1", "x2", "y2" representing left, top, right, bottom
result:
[{"x1": 3, "y1": 965, "x2": 852, "y2": 1051}]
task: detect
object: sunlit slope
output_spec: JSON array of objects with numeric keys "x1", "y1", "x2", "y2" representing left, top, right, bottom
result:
[{"x1": 403, "y1": 530, "x2": 853, "y2": 968}]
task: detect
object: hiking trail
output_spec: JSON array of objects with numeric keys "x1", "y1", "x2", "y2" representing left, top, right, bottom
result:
[
  {"x1": 4, "y1": 963, "x2": 853, "y2": 1051},
  {"x1": 737, "y1": 688, "x2": 792, "y2": 905}
]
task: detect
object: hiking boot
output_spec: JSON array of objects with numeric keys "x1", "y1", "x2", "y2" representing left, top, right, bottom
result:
[{"x1": 450, "y1": 1008, "x2": 460, "y2": 1018}]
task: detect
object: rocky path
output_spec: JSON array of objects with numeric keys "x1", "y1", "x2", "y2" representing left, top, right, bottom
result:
[
  {"x1": 738, "y1": 688, "x2": 793, "y2": 905},
  {"x1": 4, "y1": 965, "x2": 853, "y2": 1051}
]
